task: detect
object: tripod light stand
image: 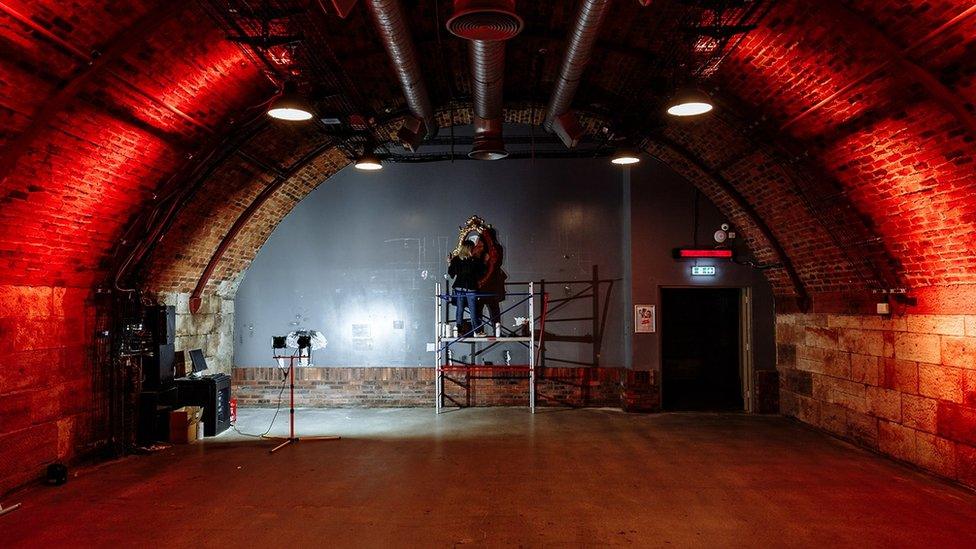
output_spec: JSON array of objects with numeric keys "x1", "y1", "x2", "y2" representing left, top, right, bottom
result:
[{"x1": 265, "y1": 334, "x2": 340, "y2": 453}]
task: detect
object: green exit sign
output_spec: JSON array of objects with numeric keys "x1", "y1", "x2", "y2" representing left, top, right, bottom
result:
[{"x1": 691, "y1": 266, "x2": 716, "y2": 276}]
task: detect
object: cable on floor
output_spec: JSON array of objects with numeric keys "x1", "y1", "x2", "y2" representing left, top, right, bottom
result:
[{"x1": 230, "y1": 368, "x2": 288, "y2": 438}]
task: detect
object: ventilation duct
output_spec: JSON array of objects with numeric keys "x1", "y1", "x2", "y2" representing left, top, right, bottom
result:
[
  {"x1": 543, "y1": 0, "x2": 613, "y2": 148},
  {"x1": 447, "y1": 0, "x2": 523, "y2": 160},
  {"x1": 365, "y1": 0, "x2": 437, "y2": 151},
  {"x1": 447, "y1": 0, "x2": 523, "y2": 40}
]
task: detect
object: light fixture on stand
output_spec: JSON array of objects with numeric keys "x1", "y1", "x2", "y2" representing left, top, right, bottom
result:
[
  {"x1": 666, "y1": 87, "x2": 714, "y2": 117},
  {"x1": 265, "y1": 330, "x2": 339, "y2": 454},
  {"x1": 267, "y1": 80, "x2": 314, "y2": 121}
]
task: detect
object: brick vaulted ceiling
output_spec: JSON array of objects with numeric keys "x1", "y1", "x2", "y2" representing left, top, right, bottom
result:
[{"x1": 0, "y1": 0, "x2": 974, "y2": 312}]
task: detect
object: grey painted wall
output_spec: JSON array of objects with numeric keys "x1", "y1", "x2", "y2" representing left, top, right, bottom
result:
[
  {"x1": 627, "y1": 158, "x2": 776, "y2": 373},
  {"x1": 235, "y1": 158, "x2": 627, "y2": 367},
  {"x1": 234, "y1": 155, "x2": 775, "y2": 374}
]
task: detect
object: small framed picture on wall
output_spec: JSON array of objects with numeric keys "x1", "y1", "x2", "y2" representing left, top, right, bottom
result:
[{"x1": 635, "y1": 304, "x2": 655, "y2": 333}]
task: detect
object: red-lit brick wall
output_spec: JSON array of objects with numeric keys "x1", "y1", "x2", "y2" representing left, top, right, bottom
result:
[
  {"x1": 0, "y1": 0, "x2": 266, "y2": 495},
  {"x1": 719, "y1": 0, "x2": 976, "y2": 290},
  {"x1": 777, "y1": 312, "x2": 976, "y2": 489}
]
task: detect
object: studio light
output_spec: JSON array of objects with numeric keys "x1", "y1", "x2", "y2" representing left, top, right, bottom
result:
[
  {"x1": 666, "y1": 88, "x2": 714, "y2": 117},
  {"x1": 267, "y1": 81, "x2": 314, "y2": 121},
  {"x1": 611, "y1": 148, "x2": 641, "y2": 165}
]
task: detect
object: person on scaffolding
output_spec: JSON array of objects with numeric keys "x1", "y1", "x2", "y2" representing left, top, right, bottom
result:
[{"x1": 448, "y1": 240, "x2": 487, "y2": 336}]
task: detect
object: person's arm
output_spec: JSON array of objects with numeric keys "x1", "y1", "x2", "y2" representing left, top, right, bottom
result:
[
  {"x1": 477, "y1": 248, "x2": 496, "y2": 288},
  {"x1": 448, "y1": 257, "x2": 458, "y2": 278}
]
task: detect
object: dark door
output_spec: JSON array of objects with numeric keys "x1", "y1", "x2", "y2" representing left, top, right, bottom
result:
[{"x1": 661, "y1": 288, "x2": 742, "y2": 411}]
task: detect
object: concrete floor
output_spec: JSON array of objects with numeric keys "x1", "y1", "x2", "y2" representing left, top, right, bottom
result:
[{"x1": 2, "y1": 409, "x2": 976, "y2": 548}]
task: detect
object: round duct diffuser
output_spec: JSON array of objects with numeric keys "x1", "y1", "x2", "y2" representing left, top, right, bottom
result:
[{"x1": 447, "y1": 0, "x2": 523, "y2": 41}]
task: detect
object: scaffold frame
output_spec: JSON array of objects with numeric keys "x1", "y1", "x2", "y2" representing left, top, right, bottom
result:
[{"x1": 434, "y1": 282, "x2": 544, "y2": 413}]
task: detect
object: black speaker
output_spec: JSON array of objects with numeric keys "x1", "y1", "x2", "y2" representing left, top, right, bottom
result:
[
  {"x1": 136, "y1": 388, "x2": 176, "y2": 444},
  {"x1": 46, "y1": 463, "x2": 68, "y2": 485},
  {"x1": 143, "y1": 343, "x2": 175, "y2": 389},
  {"x1": 146, "y1": 305, "x2": 175, "y2": 346}
]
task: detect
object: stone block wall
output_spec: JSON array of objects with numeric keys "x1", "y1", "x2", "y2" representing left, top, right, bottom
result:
[
  {"x1": 0, "y1": 286, "x2": 94, "y2": 496},
  {"x1": 777, "y1": 313, "x2": 976, "y2": 488},
  {"x1": 156, "y1": 292, "x2": 234, "y2": 375}
]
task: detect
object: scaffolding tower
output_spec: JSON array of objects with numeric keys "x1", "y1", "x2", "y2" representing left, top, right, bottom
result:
[{"x1": 434, "y1": 282, "x2": 546, "y2": 413}]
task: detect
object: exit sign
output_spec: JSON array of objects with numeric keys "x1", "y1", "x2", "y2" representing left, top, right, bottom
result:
[{"x1": 691, "y1": 266, "x2": 716, "y2": 276}]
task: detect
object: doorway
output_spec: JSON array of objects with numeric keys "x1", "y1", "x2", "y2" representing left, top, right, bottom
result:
[{"x1": 661, "y1": 288, "x2": 743, "y2": 411}]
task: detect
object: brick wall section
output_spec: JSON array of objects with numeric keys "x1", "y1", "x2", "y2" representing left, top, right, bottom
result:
[
  {"x1": 0, "y1": 285, "x2": 93, "y2": 496},
  {"x1": 233, "y1": 365, "x2": 777, "y2": 413},
  {"x1": 234, "y1": 366, "x2": 627, "y2": 409},
  {"x1": 777, "y1": 311, "x2": 976, "y2": 488}
]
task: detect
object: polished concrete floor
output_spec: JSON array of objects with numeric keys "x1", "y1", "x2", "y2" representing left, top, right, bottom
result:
[{"x1": 2, "y1": 408, "x2": 976, "y2": 548}]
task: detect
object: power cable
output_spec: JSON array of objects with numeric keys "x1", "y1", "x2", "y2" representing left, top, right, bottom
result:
[{"x1": 230, "y1": 366, "x2": 289, "y2": 438}]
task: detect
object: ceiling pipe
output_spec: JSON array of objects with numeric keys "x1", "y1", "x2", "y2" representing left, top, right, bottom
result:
[
  {"x1": 447, "y1": 0, "x2": 523, "y2": 160},
  {"x1": 543, "y1": 0, "x2": 613, "y2": 148},
  {"x1": 468, "y1": 40, "x2": 508, "y2": 159},
  {"x1": 365, "y1": 0, "x2": 438, "y2": 151}
]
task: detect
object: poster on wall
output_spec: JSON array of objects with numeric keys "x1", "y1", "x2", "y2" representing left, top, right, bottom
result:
[{"x1": 635, "y1": 305, "x2": 655, "y2": 333}]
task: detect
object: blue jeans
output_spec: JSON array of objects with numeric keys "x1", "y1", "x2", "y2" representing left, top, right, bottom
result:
[{"x1": 454, "y1": 289, "x2": 480, "y2": 333}]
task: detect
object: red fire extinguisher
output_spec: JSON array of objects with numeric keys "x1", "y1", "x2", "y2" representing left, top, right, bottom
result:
[{"x1": 230, "y1": 397, "x2": 237, "y2": 424}]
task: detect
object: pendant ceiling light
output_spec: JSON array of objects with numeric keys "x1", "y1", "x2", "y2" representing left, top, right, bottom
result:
[
  {"x1": 267, "y1": 81, "x2": 314, "y2": 121},
  {"x1": 666, "y1": 88, "x2": 714, "y2": 117},
  {"x1": 354, "y1": 144, "x2": 383, "y2": 171},
  {"x1": 611, "y1": 148, "x2": 641, "y2": 165}
]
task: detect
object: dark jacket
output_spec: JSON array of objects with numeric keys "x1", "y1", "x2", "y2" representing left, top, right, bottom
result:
[{"x1": 449, "y1": 256, "x2": 485, "y2": 291}]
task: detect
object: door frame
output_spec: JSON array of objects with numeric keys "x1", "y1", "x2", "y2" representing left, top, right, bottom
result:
[{"x1": 657, "y1": 285, "x2": 755, "y2": 412}]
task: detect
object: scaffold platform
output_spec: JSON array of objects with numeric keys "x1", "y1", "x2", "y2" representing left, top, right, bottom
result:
[{"x1": 433, "y1": 282, "x2": 548, "y2": 413}]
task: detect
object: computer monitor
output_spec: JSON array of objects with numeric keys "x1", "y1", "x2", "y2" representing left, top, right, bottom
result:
[{"x1": 188, "y1": 349, "x2": 208, "y2": 376}]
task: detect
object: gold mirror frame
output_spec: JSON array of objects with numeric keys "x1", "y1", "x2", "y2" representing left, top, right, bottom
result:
[{"x1": 449, "y1": 215, "x2": 492, "y2": 261}]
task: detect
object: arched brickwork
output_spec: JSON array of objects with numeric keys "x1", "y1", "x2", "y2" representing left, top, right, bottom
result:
[
  {"x1": 717, "y1": 0, "x2": 976, "y2": 292},
  {"x1": 2, "y1": 0, "x2": 975, "y2": 493},
  {"x1": 139, "y1": 105, "x2": 838, "y2": 306},
  {"x1": 8, "y1": 0, "x2": 968, "y2": 310}
]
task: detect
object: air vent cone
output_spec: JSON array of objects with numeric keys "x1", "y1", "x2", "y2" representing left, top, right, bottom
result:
[{"x1": 447, "y1": 0, "x2": 523, "y2": 41}]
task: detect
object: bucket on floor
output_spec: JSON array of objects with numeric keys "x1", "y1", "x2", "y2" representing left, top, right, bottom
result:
[{"x1": 230, "y1": 397, "x2": 237, "y2": 424}]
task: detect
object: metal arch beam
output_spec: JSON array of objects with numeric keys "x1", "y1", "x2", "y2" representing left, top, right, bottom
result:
[
  {"x1": 652, "y1": 134, "x2": 811, "y2": 311},
  {"x1": 188, "y1": 141, "x2": 341, "y2": 313},
  {"x1": 112, "y1": 116, "x2": 273, "y2": 293},
  {"x1": 709, "y1": 92, "x2": 905, "y2": 292},
  {"x1": 0, "y1": 0, "x2": 196, "y2": 186},
  {"x1": 782, "y1": 1, "x2": 976, "y2": 136}
]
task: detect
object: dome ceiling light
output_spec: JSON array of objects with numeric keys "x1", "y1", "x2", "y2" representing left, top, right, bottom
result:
[
  {"x1": 267, "y1": 81, "x2": 314, "y2": 121},
  {"x1": 355, "y1": 143, "x2": 383, "y2": 171},
  {"x1": 666, "y1": 88, "x2": 714, "y2": 117},
  {"x1": 611, "y1": 148, "x2": 641, "y2": 165}
]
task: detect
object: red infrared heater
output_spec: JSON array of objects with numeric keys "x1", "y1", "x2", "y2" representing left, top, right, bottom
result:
[{"x1": 673, "y1": 248, "x2": 734, "y2": 259}]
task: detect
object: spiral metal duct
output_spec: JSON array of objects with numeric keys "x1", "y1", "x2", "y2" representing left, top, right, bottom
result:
[
  {"x1": 544, "y1": 0, "x2": 613, "y2": 147},
  {"x1": 447, "y1": 0, "x2": 523, "y2": 160},
  {"x1": 365, "y1": 0, "x2": 437, "y2": 150}
]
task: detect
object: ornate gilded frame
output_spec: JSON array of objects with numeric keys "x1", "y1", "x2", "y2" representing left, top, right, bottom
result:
[{"x1": 449, "y1": 215, "x2": 492, "y2": 260}]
